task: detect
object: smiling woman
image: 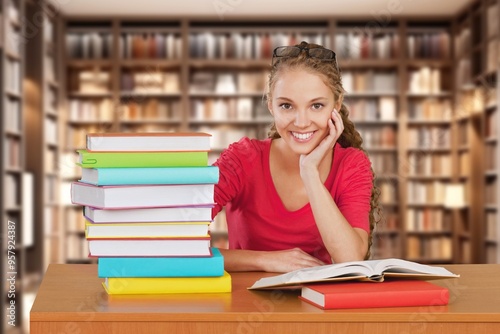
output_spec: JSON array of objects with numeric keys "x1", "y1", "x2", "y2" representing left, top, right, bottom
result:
[{"x1": 212, "y1": 41, "x2": 381, "y2": 273}]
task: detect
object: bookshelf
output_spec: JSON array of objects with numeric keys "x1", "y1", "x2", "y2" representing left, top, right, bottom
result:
[
  {"x1": 63, "y1": 19, "x2": 116, "y2": 263},
  {"x1": 333, "y1": 20, "x2": 402, "y2": 260},
  {"x1": 404, "y1": 21, "x2": 456, "y2": 263},
  {"x1": 117, "y1": 21, "x2": 183, "y2": 134},
  {"x1": 1, "y1": 0, "x2": 26, "y2": 332},
  {"x1": 24, "y1": 0, "x2": 64, "y2": 276},
  {"x1": 480, "y1": 0, "x2": 499, "y2": 263},
  {"x1": 57, "y1": 12, "x2": 499, "y2": 265},
  {"x1": 453, "y1": 0, "x2": 500, "y2": 264}
]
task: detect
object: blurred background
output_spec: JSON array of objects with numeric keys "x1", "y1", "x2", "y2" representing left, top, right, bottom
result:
[{"x1": 1, "y1": 0, "x2": 499, "y2": 332}]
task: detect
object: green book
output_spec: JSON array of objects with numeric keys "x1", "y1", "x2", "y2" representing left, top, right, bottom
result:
[{"x1": 77, "y1": 149, "x2": 209, "y2": 168}]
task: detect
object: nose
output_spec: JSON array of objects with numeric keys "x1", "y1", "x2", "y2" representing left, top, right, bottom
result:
[{"x1": 293, "y1": 109, "x2": 311, "y2": 128}]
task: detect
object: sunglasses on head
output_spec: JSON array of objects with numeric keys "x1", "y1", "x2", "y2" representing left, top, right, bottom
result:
[{"x1": 272, "y1": 45, "x2": 340, "y2": 72}]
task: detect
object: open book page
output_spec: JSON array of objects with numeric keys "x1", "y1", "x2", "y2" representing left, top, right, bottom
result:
[
  {"x1": 249, "y1": 258, "x2": 459, "y2": 290},
  {"x1": 250, "y1": 260, "x2": 378, "y2": 289},
  {"x1": 373, "y1": 258, "x2": 459, "y2": 277}
]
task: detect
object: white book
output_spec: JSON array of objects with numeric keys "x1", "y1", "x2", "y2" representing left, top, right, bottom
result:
[
  {"x1": 253, "y1": 34, "x2": 261, "y2": 60},
  {"x1": 378, "y1": 97, "x2": 396, "y2": 121},
  {"x1": 85, "y1": 132, "x2": 211, "y2": 152},
  {"x1": 88, "y1": 237, "x2": 212, "y2": 257},
  {"x1": 243, "y1": 34, "x2": 253, "y2": 59},
  {"x1": 84, "y1": 205, "x2": 213, "y2": 223},
  {"x1": 205, "y1": 32, "x2": 216, "y2": 59},
  {"x1": 71, "y1": 182, "x2": 214, "y2": 209},
  {"x1": 166, "y1": 33, "x2": 175, "y2": 59},
  {"x1": 236, "y1": 98, "x2": 253, "y2": 121}
]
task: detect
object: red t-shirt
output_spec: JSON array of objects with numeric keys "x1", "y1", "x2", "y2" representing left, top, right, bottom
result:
[{"x1": 212, "y1": 137, "x2": 372, "y2": 264}]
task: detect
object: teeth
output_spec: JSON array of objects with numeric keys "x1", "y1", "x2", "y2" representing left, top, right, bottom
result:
[{"x1": 292, "y1": 132, "x2": 313, "y2": 140}]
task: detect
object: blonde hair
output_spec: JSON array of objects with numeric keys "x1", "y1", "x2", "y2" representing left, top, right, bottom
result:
[{"x1": 266, "y1": 41, "x2": 381, "y2": 259}]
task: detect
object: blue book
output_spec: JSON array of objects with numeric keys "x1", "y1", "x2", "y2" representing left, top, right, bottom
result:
[
  {"x1": 79, "y1": 166, "x2": 219, "y2": 185},
  {"x1": 98, "y1": 248, "x2": 224, "y2": 278}
]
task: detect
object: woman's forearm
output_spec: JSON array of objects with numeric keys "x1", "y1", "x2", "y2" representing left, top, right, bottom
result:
[
  {"x1": 218, "y1": 247, "x2": 325, "y2": 273},
  {"x1": 301, "y1": 168, "x2": 368, "y2": 263},
  {"x1": 218, "y1": 249, "x2": 266, "y2": 272}
]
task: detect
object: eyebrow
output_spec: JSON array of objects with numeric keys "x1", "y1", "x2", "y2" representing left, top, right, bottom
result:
[{"x1": 275, "y1": 97, "x2": 328, "y2": 102}]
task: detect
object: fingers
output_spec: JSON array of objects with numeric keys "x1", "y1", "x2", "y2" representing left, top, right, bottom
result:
[
  {"x1": 331, "y1": 109, "x2": 344, "y2": 137},
  {"x1": 263, "y1": 249, "x2": 326, "y2": 272},
  {"x1": 290, "y1": 248, "x2": 325, "y2": 267}
]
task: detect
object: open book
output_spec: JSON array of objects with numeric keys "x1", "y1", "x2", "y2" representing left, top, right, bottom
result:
[{"x1": 249, "y1": 258, "x2": 459, "y2": 290}]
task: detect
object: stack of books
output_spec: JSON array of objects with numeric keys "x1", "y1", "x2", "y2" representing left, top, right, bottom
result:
[{"x1": 70, "y1": 132, "x2": 231, "y2": 295}]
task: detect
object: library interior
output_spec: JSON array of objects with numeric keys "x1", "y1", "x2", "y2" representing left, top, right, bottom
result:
[{"x1": 1, "y1": 0, "x2": 499, "y2": 332}]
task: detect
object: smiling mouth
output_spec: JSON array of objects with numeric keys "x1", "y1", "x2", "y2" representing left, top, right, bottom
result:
[{"x1": 291, "y1": 131, "x2": 314, "y2": 140}]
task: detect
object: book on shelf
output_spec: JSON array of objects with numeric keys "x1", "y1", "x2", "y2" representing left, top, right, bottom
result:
[
  {"x1": 86, "y1": 132, "x2": 211, "y2": 152},
  {"x1": 84, "y1": 205, "x2": 213, "y2": 223},
  {"x1": 378, "y1": 97, "x2": 396, "y2": 121},
  {"x1": 79, "y1": 166, "x2": 219, "y2": 185},
  {"x1": 249, "y1": 258, "x2": 459, "y2": 289},
  {"x1": 78, "y1": 71, "x2": 111, "y2": 93},
  {"x1": 406, "y1": 236, "x2": 452, "y2": 261},
  {"x1": 71, "y1": 182, "x2": 215, "y2": 209},
  {"x1": 85, "y1": 220, "x2": 211, "y2": 238},
  {"x1": 122, "y1": 71, "x2": 180, "y2": 93},
  {"x1": 487, "y1": 3, "x2": 499, "y2": 39},
  {"x1": 66, "y1": 32, "x2": 113, "y2": 59},
  {"x1": 103, "y1": 271, "x2": 231, "y2": 295},
  {"x1": 77, "y1": 149, "x2": 209, "y2": 168},
  {"x1": 120, "y1": 33, "x2": 182, "y2": 59},
  {"x1": 87, "y1": 236, "x2": 212, "y2": 257},
  {"x1": 69, "y1": 98, "x2": 113, "y2": 122},
  {"x1": 407, "y1": 32, "x2": 450, "y2": 59},
  {"x1": 98, "y1": 247, "x2": 224, "y2": 278},
  {"x1": 336, "y1": 32, "x2": 399, "y2": 59},
  {"x1": 300, "y1": 279, "x2": 449, "y2": 310}
]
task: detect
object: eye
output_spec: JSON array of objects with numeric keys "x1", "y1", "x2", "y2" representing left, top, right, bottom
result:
[
  {"x1": 311, "y1": 103, "x2": 324, "y2": 110},
  {"x1": 279, "y1": 103, "x2": 293, "y2": 110}
]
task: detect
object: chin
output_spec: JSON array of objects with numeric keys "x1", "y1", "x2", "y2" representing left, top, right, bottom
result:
[{"x1": 287, "y1": 140, "x2": 318, "y2": 155}]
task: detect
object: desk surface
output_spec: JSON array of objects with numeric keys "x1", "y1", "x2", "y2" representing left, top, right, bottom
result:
[{"x1": 31, "y1": 264, "x2": 500, "y2": 334}]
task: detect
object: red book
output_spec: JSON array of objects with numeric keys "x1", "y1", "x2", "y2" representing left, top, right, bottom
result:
[{"x1": 300, "y1": 280, "x2": 449, "y2": 309}]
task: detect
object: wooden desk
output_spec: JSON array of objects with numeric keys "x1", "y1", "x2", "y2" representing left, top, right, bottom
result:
[{"x1": 31, "y1": 264, "x2": 500, "y2": 333}]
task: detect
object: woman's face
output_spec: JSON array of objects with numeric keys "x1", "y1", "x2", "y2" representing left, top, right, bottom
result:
[{"x1": 268, "y1": 68, "x2": 336, "y2": 155}]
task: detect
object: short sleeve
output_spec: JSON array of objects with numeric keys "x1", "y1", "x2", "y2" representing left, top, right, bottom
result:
[
  {"x1": 336, "y1": 150, "x2": 373, "y2": 233},
  {"x1": 211, "y1": 137, "x2": 256, "y2": 218}
]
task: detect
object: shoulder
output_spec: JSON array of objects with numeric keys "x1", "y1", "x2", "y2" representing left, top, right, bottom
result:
[
  {"x1": 224, "y1": 137, "x2": 269, "y2": 156},
  {"x1": 333, "y1": 144, "x2": 373, "y2": 186},
  {"x1": 214, "y1": 137, "x2": 270, "y2": 173},
  {"x1": 335, "y1": 144, "x2": 371, "y2": 168}
]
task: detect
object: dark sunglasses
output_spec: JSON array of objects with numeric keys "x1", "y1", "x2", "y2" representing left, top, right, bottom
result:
[{"x1": 272, "y1": 45, "x2": 340, "y2": 72}]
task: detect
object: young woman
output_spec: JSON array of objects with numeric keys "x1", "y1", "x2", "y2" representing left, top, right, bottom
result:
[{"x1": 212, "y1": 41, "x2": 379, "y2": 273}]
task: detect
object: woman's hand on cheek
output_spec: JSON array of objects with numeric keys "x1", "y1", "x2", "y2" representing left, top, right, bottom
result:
[{"x1": 299, "y1": 109, "x2": 344, "y2": 178}]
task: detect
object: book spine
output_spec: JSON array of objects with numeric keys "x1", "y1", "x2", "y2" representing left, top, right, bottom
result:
[
  {"x1": 104, "y1": 272, "x2": 231, "y2": 294},
  {"x1": 320, "y1": 289, "x2": 449, "y2": 309},
  {"x1": 71, "y1": 182, "x2": 215, "y2": 209},
  {"x1": 97, "y1": 252, "x2": 224, "y2": 277},
  {"x1": 78, "y1": 151, "x2": 209, "y2": 168},
  {"x1": 91, "y1": 166, "x2": 219, "y2": 185}
]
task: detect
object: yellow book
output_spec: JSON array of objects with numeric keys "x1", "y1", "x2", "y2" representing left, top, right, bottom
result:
[{"x1": 103, "y1": 271, "x2": 232, "y2": 295}]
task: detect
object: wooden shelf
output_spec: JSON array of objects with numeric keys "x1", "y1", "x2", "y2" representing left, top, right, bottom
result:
[
  {"x1": 2, "y1": 1, "x2": 28, "y2": 332},
  {"x1": 53, "y1": 1, "x2": 500, "y2": 269}
]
